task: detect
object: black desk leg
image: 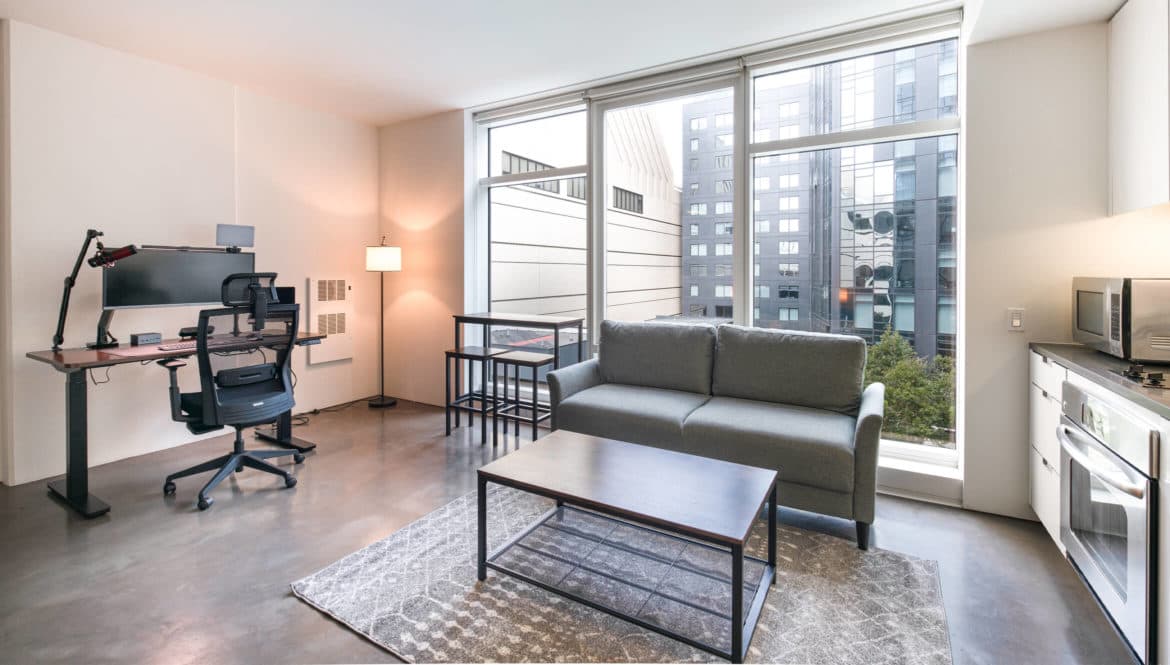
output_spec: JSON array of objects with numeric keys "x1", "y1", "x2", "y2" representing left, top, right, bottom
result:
[
  {"x1": 477, "y1": 475, "x2": 488, "y2": 581},
  {"x1": 553, "y1": 326, "x2": 561, "y2": 369},
  {"x1": 768, "y1": 481, "x2": 777, "y2": 583},
  {"x1": 445, "y1": 355, "x2": 452, "y2": 436},
  {"x1": 254, "y1": 410, "x2": 317, "y2": 453},
  {"x1": 47, "y1": 370, "x2": 110, "y2": 518},
  {"x1": 480, "y1": 356, "x2": 488, "y2": 446},
  {"x1": 454, "y1": 320, "x2": 461, "y2": 428},
  {"x1": 731, "y1": 543, "x2": 744, "y2": 663}
]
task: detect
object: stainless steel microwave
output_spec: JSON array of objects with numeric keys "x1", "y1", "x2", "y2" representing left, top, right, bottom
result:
[{"x1": 1072, "y1": 277, "x2": 1170, "y2": 362}]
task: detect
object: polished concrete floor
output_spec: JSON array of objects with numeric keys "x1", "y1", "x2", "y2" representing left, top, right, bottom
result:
[{"x1": 0, "y1": 401, "x2": 1133, "y2": 664}]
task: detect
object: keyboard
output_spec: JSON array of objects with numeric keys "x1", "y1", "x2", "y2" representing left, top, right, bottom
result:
[{"x1": 158, "y1": 337, "x2": 251, "y2": 352}]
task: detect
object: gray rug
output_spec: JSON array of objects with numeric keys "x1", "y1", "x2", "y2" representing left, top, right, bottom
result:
[{"x1": 292, "y1": 487, "x2": 952, "y2": 664}]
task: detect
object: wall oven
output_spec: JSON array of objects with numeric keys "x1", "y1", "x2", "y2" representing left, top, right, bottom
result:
[{"x1": 1059, "y1": 378, "x2": 1160, "y2": 664}]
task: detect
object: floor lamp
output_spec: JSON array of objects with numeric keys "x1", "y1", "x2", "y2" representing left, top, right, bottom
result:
[{"x1": 367, "y1": 236, "x2": 402, "y2": 408}]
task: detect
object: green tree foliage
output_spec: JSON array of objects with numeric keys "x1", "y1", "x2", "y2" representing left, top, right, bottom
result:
[{"x1": 863, "y1": 329, "x2": 955, "y2": 443}]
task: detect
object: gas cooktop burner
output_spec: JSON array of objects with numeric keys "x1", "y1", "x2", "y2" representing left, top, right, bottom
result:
[{"x1": 1120, "y1": 363, "x2": 1170, "y2": 389}]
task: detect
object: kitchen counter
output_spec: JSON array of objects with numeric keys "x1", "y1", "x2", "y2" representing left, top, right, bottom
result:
[{"x1": 1030, "y1": 342, "x2": 1170, "y2": 420}]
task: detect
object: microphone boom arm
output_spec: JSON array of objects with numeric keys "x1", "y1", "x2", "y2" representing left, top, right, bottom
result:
[{"x1": 52, "y1": 229, "x2": 101, "y2": 351}]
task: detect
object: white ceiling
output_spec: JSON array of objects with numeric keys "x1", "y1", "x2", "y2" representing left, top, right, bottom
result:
[
  {"x1": 0, "y1": 0, "x2": 1125, "y2": 127},
  {"x1": 965, "y1": 0, "x2": 1123, "y2": 45}
]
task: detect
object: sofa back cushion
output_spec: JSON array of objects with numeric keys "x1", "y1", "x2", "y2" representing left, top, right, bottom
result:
[
  {"x1": 713, "y1": 324, "x2": 866, "y2": 415},
  {"x1": 598, "y1": 320, "x2": 715, "y2": 394}
]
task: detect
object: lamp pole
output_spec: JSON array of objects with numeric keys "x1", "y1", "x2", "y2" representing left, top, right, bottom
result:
[{"x1": 367, "y1": 237, "x2": 401, "y2": 408}]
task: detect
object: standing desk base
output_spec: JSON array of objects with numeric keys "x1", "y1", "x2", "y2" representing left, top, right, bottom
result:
[{"x1": 47, "y1": 479, "x2": 110, "y2": 518}]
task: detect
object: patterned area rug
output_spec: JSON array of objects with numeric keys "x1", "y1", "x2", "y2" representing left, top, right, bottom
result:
[{"x1": 292, "y1": 487, "x2": 951, "y2": 664}]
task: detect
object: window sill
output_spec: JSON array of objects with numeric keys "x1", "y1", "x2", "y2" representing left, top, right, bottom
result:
[{"x1": 878, "y1": 443, "x2": 962, "y2": 507}]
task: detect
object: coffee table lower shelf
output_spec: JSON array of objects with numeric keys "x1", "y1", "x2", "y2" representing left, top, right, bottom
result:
[{"x1": 479, "y1": 503, "x2": 774, "y2": 663}]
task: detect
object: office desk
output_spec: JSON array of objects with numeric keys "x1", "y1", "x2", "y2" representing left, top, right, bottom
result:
[{"x1": 27, "y1": 330, "x2": 325, "y2": 518}]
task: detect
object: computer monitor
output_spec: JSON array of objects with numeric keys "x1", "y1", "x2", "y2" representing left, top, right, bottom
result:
[
  {"x1": 102, "y1": 248, "x2": 256, "y2": 309},
  {"x1": 275, "y1": 286, "x2": 295, "y2": 304}
]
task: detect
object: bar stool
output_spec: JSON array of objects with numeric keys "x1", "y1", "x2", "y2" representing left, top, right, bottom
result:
[
  {"x1": 445, "y1": 345, "x2": 507, "y2": 445},
  {"x1": 492, "y1": 350, "x2": 554, "y2": 447}
]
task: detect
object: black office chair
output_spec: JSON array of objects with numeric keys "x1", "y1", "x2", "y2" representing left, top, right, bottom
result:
[{"x1": 159, "y1": 273, "x2": 303, "y2": 510}]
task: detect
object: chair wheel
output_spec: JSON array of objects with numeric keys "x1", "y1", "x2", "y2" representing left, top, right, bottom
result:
[
  {"x1": 163, "y1": 481, "x2": 176, "y2": 496},
  {"x1": 293, "y1": 453, "x2": 305, "y2": 464},
  {"x1": 197, "y1": 496, "x2": 213, "y2": 510},
  {"x1": 284, "y1": 475, "x2": 297, "y2": 488},
  {"x1": 235, "y1": 463, "x2": 243, "y2": 473}
]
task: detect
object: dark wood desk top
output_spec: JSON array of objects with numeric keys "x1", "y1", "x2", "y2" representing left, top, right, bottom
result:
[
  {"x1": 478, "y1": 430, "x2": 777, "y2": 545},
  {"x1": 456, "y1": 312, "x2": 584, "y2": 327},
  {"x1": 444, "y1": 345, "x2": 510, "y2": 359},
  {"x1": 27, "y1": 331, "x2": 326, "y2": 372}
]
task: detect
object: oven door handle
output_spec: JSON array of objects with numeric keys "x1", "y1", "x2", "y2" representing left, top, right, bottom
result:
[{"x1": 1057, "y1": 424, "x2": 1147, "y2": 499}]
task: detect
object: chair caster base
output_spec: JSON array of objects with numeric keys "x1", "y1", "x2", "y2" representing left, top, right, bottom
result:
[
  {"x1": 285, "y1": 475, "x2": 297, "y2": 488},
  {"x1": 163, "y1": 481, "x2": 176, "y2": 496},
  {"x1": 197, "y1": 496, "x2": 213, "y2": 511},
  {"x1": 293, "y1": 453, "x2": 305, "y2": 464}
]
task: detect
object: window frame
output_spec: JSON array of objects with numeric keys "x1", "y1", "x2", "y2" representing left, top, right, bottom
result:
[{"x1": 471, "y1": 14, "x2": 964, "y2": 484}]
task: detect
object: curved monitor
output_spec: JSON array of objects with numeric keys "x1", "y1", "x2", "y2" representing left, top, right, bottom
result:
[{"x1": 102, "y1": 248, "x2": 256, "y2": 309}]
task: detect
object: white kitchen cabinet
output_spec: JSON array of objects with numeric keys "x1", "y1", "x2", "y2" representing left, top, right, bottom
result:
[
  {"x1": 1030, "y1": 350, "x2": 1067, "y2": 399},
  {"x1": 1028, "y1": 350, "x2": 1066, "y2": 552},
  {"x1": 1108, "y1": 0, "x2": 1170, "y2": 215},
  {"x1": 1029, "y1": 383, "x2": 1062, "y2": 467},
  {"x1": 1029, "y1": 446, "x2": 1062, "y2": 547}
]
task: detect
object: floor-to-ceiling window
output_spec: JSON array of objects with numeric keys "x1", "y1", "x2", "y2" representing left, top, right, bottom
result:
[
  {"x1": 473, "y1": 14, "x2": 961, "y2": 467},
  {"x1": 601, "y1": 87, "x2": 736, "y2": 323},
  {"x1": 482, "y1": 110, "x2": 587, "y2": 358},
  {"x1": 747, "y1": 38, "x2": 960, "y2": 453}
]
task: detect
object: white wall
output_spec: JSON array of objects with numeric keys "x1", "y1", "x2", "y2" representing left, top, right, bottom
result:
[
  {"x1": 1, "y1": 21, "x2": 379, "y2": 486},
  {"x1": 963, "y1": 23, "x2": 1113, "y2": 518},
  {"x1": 378, "y1": 110, "x2": 468, "y2": 407}
]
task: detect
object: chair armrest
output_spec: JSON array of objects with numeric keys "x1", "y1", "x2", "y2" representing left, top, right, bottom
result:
[
  {"x1": 156, "y1": 358, "x2": 192, "y2": 423},
  {"x1": 547, "y1": 358, "x2": 603, "y2": 429},
  {"x1": 852, "y1": 382, "x2": 885, "y2": 525}
]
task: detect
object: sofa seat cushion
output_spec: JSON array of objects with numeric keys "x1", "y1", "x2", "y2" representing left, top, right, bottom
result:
[
  {"x1": 556, "y1": 383, "x2": 710, "y2": 450},
  {"x1": 681, "y1": 396, "x2": 856, "y2": 492}
]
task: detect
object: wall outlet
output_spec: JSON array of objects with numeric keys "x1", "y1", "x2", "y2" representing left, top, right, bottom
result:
[{"x1": 1008, "y1": 307, "x2": 1025, "y2": 332}]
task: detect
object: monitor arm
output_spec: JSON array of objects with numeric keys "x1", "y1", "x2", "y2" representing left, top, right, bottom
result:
[{"x1": 92, "y1": 309, "x2": 118, "y2": 349}]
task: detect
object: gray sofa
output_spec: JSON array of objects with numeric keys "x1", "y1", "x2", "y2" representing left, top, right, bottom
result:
[{"x1": 547, "y1": 320, "x2": 885, "y2": 549}]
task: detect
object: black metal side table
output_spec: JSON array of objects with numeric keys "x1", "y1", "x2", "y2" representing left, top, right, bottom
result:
[
  {"x1": 491, "y1": 350, "x2": 554, "y2": 447},
  {"x1": 445, "y1": 346, "x2": 507, "y2": 445}
]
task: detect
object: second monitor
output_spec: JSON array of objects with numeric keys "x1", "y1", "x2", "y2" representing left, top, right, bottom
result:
[{"x1": 103, "y1": 248, "x2": 255, "y2": 309}]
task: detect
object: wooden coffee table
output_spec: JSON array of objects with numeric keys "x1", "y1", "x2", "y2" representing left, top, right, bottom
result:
[{"x1": 477, "y1": 430, "x2": 777, "y2": 663}]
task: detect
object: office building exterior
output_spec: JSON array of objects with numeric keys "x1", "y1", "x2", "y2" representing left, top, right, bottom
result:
[{"x1": 680, "y1": 40, "x2": 957, "y2": 358}]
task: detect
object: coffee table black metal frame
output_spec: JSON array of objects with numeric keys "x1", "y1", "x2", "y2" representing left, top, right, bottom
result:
[{"x1": 476, "y1": 437, "x2": 777, "y2": 663}]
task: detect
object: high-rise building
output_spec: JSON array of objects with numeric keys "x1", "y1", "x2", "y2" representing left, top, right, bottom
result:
[{"x1": 680, "y1": 40, "x2": 957, "y2": 358}]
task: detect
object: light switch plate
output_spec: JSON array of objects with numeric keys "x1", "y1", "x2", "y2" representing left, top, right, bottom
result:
[{"x1": 1008, "y1": 307, "x2": 1025, "y2": 332}]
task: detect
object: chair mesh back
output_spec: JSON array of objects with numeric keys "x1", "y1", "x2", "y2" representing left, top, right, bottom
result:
[{"x1": 192, "y1": 303, "x2": 299, "y2": 428}]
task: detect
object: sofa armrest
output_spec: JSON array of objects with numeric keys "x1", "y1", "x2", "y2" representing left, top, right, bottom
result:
[
  {"x1": 852, "y1": 382, "x2": 885, "y2": 524},
  {"x1": 547, "y1": 358, "x2": 603, "y2": 429}
]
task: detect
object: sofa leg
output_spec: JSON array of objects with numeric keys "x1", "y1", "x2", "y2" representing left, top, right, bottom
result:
[{"x1": 856, "y1": 522, "x2": 871, "y2": 550}]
